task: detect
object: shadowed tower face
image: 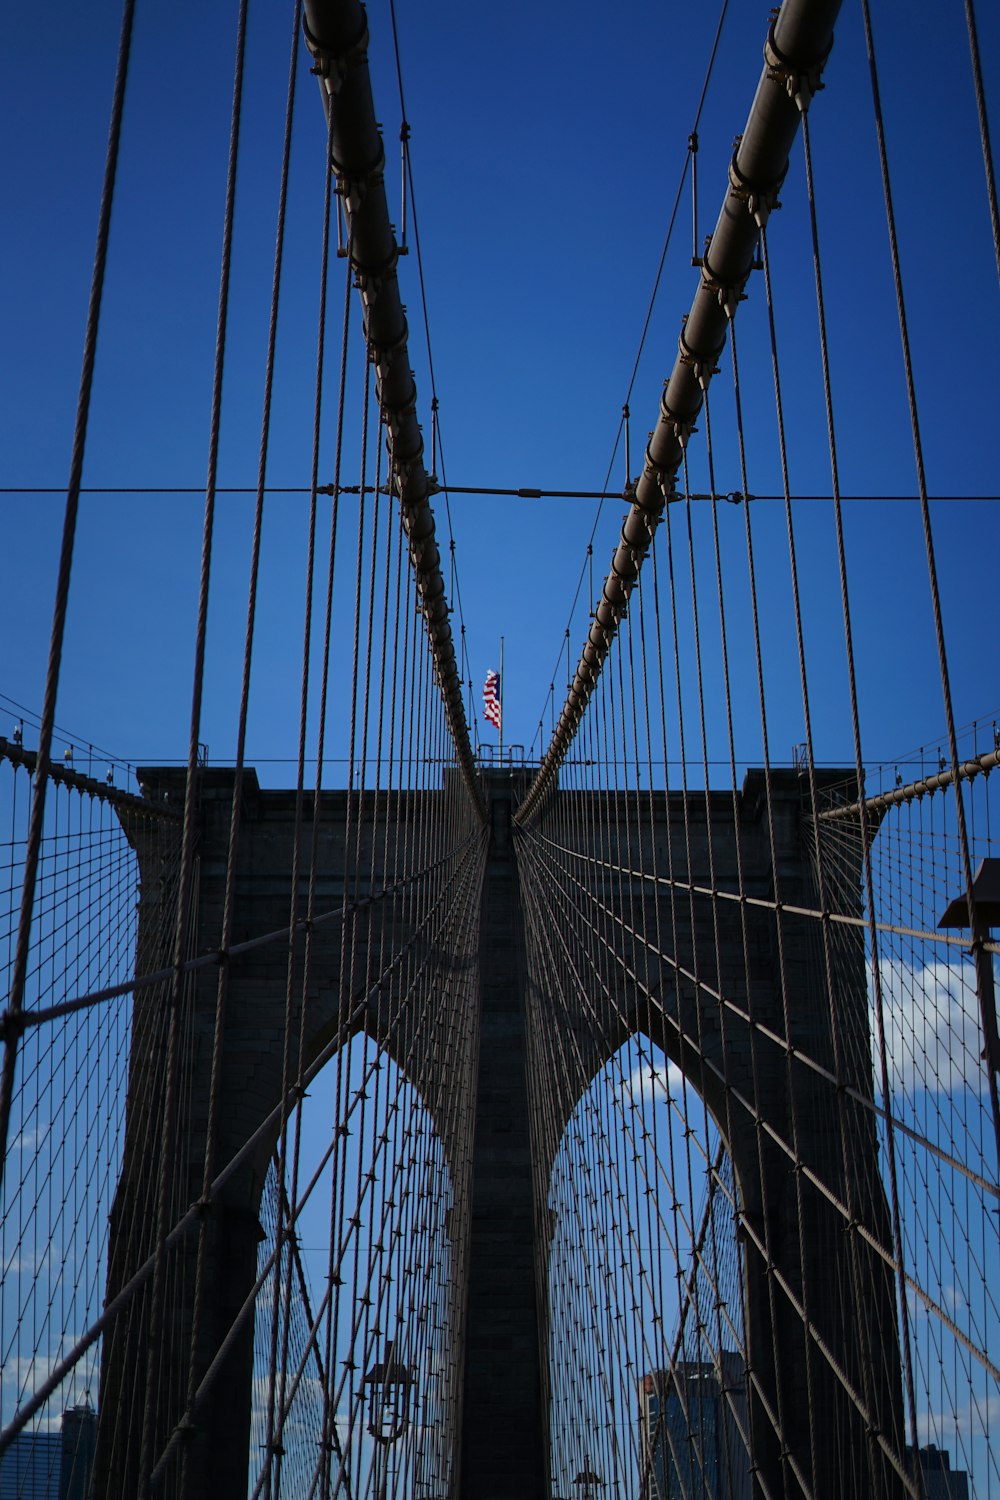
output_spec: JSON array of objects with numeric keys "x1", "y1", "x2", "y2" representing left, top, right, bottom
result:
[
  {"x1": 96, "y1": 768, "x2": 484, "y2": 1499},
  {"x1": 96, "y1": 767, "x2": 905, "y2": 1499},
  {"x1": 516, "y1": 770, "x2": 907, "y2": 1500}
]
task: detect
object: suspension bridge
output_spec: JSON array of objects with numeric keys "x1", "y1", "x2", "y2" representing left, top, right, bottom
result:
[{"x1": 1, "y1": 0, "x2": 998, "y2": 1496}]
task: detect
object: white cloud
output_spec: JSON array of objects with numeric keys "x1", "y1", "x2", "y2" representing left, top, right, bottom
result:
[
  {"x1": 618, "y1": 1059, "x2": 690, "y2": 1108},
  {"x1": 870, "y1": 956, "x2": 987, "y2": 1095},
  {"x1": 7, "y1": 1124, "x2": 43, "y2": 1155},
  {"x1": 918, "y1": 1390, "x2": 1000, "y2": 1444},
  {"x1": 0, "y1": 1354, "x2": 94, "y2": 1433}
]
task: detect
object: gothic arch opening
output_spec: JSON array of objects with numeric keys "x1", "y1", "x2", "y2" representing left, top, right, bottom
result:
[
  {"x1": 248, "y1": 1027, "x2": 464, "y2": 1500},
  {"x1": 544, "y1": 1033, "x2": 751, "y2": 1500}
]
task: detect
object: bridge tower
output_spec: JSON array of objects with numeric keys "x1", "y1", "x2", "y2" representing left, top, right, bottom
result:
[
  {"x1": 517, "y1": 769, "x2": 908, "y2": 1500},
  {"x1": 97, "y1": 768, "x2": 904, "y2": 1499}
]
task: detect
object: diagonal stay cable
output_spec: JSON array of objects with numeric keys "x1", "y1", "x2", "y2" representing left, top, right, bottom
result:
[
  {"x1": 149, "y1": 834, "x2": 483, "y2": 1491},
  {"x1": 138, "y1": 6, "x2": 251, "y2": 1489},
  {"x1": 524, "y1": 823, "x2": 1000, "y2": 1387},
  {"x1": 384, "y1": 0, "x2": 474, "y2": 701},
  {"x1": 0, "y1": 0, "x2": 138, "y2": 1192},
  {"x1": 302, "y1": 0, "x2": 484, "y2": 817},
  {"x1": 0, "y1": 839, "x2": 471, "y2": 1035},
  {"x1": 0, "y1": 828, "x2": 484, "y2": 1460},
  {"x1": 962, "y1": 0, "x2": 1000, "y2": 289},
  {"x1": 532, "y1": 0, "x2": 732, "y2": 734},
  {"x1": 518, "y1": 0, "x2": 843, "y2": 825}
]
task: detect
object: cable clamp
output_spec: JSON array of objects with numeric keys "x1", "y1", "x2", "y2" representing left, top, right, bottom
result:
[
  {"x1": 643, "y1": 443, "x2": 680, "y2": 505},
  {"x1": 637, "y1": 508, "x2": 660, "y2": 547},
  {"x1": 384, "y1": 400, "x2": 420, "y2": 457},
  {"x1": 678, "y1": 320, "x2": 725, "y2": 392},
  {"x1": 615, "y1": 526, "x2": 647, "y2": 574},
  {"x1": 625, "y1": 474, "x2": 654, "y2": 519},
  {"x1": 700, "y1": 245, "x2": 749, "y2": 321},
  {"x1": 605, "y1": 554, "x2": 633, "y2": 609},
  {"x1": 371, "y1": 322, "x2": 408, "y2": 383},
  {"x1": 303, "y1": 12, "x2": 370, "y2": 98},
  {"x1": 763, "y1": 19, "x2": 831, "y2": 114},
  {"x1": 728, "y1": 148, "x2": 787, "y2": 229},
  {"x1": 352, "y1": 241, "x2": 399, "y2": 310},
  {"x1": 658, "y1": 393, "x2": 698, "y2": 449},
  {"x1": 333, "y1": 136, "x2": 387, "y2": 217}
]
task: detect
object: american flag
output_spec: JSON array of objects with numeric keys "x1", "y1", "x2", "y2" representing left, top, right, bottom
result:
[{"x1": 483, "y1": 669, "x2": 501, "y2": 732}]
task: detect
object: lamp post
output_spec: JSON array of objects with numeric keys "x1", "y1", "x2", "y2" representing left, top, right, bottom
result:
[
  {"x1": 573, "y1": 1456, "x2": 605, "y2": 1500},
  {"x1": 363, "y1": 1340, "x2": 414, "y2": 1500}
]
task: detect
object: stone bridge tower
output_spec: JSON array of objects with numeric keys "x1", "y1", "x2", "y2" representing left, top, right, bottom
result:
[
  {"x1": 96, "y1": 768, "x2": 904, "y2": 1500},
  {"x1": 515, "y1": 770, "x2": 906, "y2": 1500}
]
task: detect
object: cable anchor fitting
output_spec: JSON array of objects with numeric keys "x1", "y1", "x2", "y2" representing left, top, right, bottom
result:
[
  {"x1": 644, "y1": 443, "x2": 679, "y2": 505},
  {"x1": 616, "y1": 524, "x2": 648, "y2": 574},
  {"x1": 728, "y1": 149, "x2": 787, "y2": 229},
  {"x1": 353, "y1": 244, "x2": 400, "y2": 312},
  {"x1": 333, "y1": 136, "x2": 388, "y2": 219},
  {"x1": 763, "y1": 19, "x2": 832, "y2": 115},
  {"x1": 678, "y1": 321, "x2": 724, "y2": 392},
  {"x1": 700, "y1": 244, "x2": 750, "y2": 321},
  {"x1": 372, "y1": 327, "x2": 409, "y2": 386},
  {"x1": 303, "y1": 12, "x2": 370, "y2": 99},
  {"x1": 658, "y1": 392, "x2": 699, "y2": 448}
]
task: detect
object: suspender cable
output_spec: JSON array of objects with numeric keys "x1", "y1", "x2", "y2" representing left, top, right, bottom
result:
[
  {"x1": 516, "y1": 0, "x2": 842, "y2": 826},
  {"x1": 0, "y1": 0, "x2": 138, "y2": 1190},
  {"x1": 301, "y1": 0, "x2": 484, "y2": 823}
]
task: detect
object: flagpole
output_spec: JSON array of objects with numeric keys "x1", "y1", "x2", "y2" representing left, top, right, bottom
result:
[{"x1": 499, "y1": 635, "x2": 504, "y2": 768}]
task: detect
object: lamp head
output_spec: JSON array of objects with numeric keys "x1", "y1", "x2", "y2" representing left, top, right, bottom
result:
[{"x1": 364, "y1": 1340, "x2": 413, "y2": 1445}]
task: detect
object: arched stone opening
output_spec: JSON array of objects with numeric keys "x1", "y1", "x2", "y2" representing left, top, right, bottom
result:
[
  {"x1": 544, "y1": 1032, "x2": 747, "y2": 1500},
  {"x1": 246, "y1": 1030, "x2": 462, "y2": 1500},
  {"x1": 96, "y1": 768, "x2": 473, "y2": 1500},
  {"x1": 519, "y1": 771, "x2": 909, "y2": 1500}
]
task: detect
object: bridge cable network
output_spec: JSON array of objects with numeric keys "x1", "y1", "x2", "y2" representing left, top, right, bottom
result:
[{"x1": 0, "y1": 0, "x2": 998, "y2": 1497}]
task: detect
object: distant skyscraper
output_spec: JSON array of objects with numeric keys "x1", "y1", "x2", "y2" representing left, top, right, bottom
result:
[
  {"x1": 0, "y1": 1431, "x2": 62, "y2": 1499},
  {"x1": 0, "y1": 1403, "x2": 97, "y2": 1500},
  {"x1": 58, "y1": 1403, "x2": 96, "y2": 1500},
  {"x1": 905, "y1": 1444, "x2": 971, "y2": 1500},
  {"x1": 640, "y1": 1355, "x2": 750, "y2": 1500}
]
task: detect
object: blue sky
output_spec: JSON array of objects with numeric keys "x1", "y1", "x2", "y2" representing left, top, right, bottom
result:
[
  {"x1": 2, "y1": 5, "x2": 998, "y2": 1484},
  {"x1": 1, "y1": 0, "x2": 998, "y2": 787}
]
